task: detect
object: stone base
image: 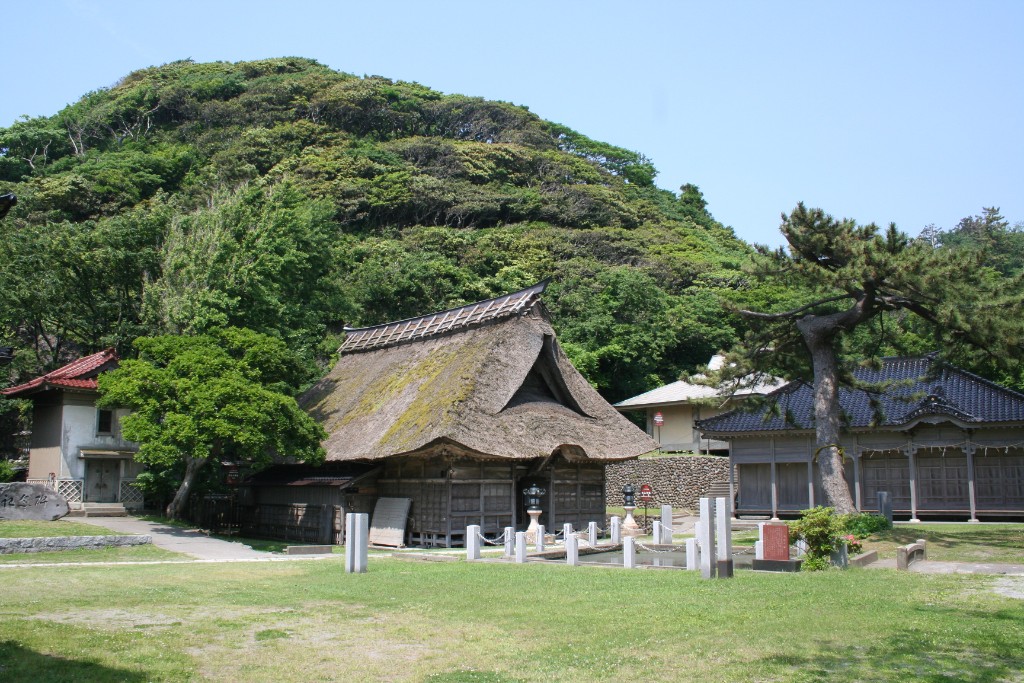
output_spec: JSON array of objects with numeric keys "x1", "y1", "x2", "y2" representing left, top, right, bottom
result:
[
  {"x1": 285, "y1": 545, "x2": 333, "y2": 555},
  {"x1": 752, "y1": 558, "x2": 803, "y2": 572},
  {"x1": 716, "y1": 559, "x2": 734, "y2": 578}
]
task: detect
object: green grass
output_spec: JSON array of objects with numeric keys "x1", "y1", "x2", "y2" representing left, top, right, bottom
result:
[
  {"x1": 863, "y1": 523, "x2": 1024, "y2": 563},
  {"x1": 0, "y1": 520, "x2": 123, "y2": 538},
  {"x1": 0, "y1": 544, "x2": 184, "y2": 564},
  {"x1": 0, "y1": 554, "x2": 1021, "y2": 682}
]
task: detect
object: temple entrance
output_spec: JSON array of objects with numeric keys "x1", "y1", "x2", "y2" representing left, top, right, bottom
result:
[{"x1": 84, "y1": 458, "x2": 119, "y2": 503}]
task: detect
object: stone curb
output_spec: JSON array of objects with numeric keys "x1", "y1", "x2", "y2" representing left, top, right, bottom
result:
[{"x1": 0, "y1": 534, "x2": 153, "y2": 554}]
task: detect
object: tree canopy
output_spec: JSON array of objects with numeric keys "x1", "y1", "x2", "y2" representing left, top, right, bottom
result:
[
  {"x1": 721, "y1": 203, "x2": 1024, "y2": 512},
  {"x1": 97, "y1": 328, "x2": 325, "y2": 518},
  {"x1": 0, "y1": 57, "x2": 751, "y2": 403}
]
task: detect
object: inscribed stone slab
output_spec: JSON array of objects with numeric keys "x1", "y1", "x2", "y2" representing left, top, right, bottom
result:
[
  {"x1": 0, "y1": 483, "x2": 69, "y2": 521},
  {"x1": 368, "y1": 497, "x2": 411, "y2": 547},
  {"x1": 762, "y1": 523, "x2": 790, "y2": 561}
]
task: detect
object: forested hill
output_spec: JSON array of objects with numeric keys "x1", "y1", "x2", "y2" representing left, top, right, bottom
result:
[{"x1": 0, "y1": 57, "x2": 754, "y2": 402}]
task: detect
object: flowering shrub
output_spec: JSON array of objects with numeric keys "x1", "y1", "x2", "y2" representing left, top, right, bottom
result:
[{"x1": 843, "y1": 534, "x2": 863, "y2": 555}]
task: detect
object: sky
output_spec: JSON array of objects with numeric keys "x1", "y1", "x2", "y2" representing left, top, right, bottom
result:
[{"x1": 2, "y1": 1, "x2": 1022, "y2": 248}]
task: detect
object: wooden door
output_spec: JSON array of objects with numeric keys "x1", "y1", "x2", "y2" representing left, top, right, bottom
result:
[{"x1": 85, "y1": 459, "x2": 119, "y2": 503}]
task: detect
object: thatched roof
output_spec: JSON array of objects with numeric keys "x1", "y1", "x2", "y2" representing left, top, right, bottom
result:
[{"x1": 302, "y1": 282, "x2": 656, "y2": 462}]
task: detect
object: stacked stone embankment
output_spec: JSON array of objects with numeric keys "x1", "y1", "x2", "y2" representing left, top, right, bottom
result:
[
  {"x1": 605, "y1": 455, "x2": 732, "y2": 511},
  {"x1": 0, "y1": 535, "x2": 152, "y2": 554}
]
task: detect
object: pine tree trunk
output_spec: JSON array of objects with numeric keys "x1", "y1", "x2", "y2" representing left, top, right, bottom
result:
[
  {"x1": 165, "y1": 455, "x2": 209, "y2": 520},
  {"x1": 798, "y1": 318, "x2": 858, "y2": 514}
]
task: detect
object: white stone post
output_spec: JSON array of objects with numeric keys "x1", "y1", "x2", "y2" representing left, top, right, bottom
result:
[
  {"x1": 685, "y1": 537, "x2": 698, "y2": 570},
  {"x1": 661, "y1": 505, "x2": 673, "y2": 544},
  {"x1": 716, "y1": 497, "x2": 732, "y2": 561},
  {"x1": 610, "y1": 516, "x2": 621, "y2": 545},
  {"x1": 698, "y1": 497, "x2": 716, "y2": 579},
  {"x1": 652, "y1": 521, "x2": 662, "y2": 545},
  {"x1": 565, "y1": 533, "x2": 579, "y2": 566},
  {"x1": 563, "y1": 522, "x2": 573, "y2": 544},
  {"x1": 623, "y1": 536, "x2": 636, "y2": 569},
  {"x1": 755, "y1": 522, "x2": 765, "y2": 560},
  {"x1": 588, "y1": 521, "x2": 598, "y2": 547},
  {"x1": 503, "y1": 526, "x2": 515, "y2": 557},
  {"x1": 514, "y1": 531, "x2": 527, "y2": 563},
  {"x1": 535, "y1": 524, "x2": 545, "y2": 551},
  {"x1": 466, "y1": 524, "x2": 481, "y2": 560},
  {"x1": 344, "y1": 512, "x2": 368, "y2": 574}
]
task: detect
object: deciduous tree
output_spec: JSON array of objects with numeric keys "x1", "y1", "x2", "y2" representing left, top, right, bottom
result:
[{"x1": 97, "y1": 328, "x2": 325, "y2": 519}]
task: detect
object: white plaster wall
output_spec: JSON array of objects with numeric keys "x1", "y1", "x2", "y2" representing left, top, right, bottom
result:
[{"x1": 60, "y1": 401, "x2": 135, "y2": 479}]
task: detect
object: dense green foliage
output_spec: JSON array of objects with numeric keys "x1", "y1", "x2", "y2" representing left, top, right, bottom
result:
[
  {"x1": 0, "y1": 57, "x2": 752, "y2": 403},
  {"x1": 842, "y1": 512, "x2": 892, "y2": 538},
  {"x1": 97, "y1": 328, "x2": 325, "y2": 517},
  {"x1": 789, "y1": 506, "x2": 848, "y2": 571}
]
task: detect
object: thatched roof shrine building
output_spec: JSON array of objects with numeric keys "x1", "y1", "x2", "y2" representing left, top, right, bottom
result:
[{"x1": 299, "y1": 280, "x2": 656, "y2": 547}]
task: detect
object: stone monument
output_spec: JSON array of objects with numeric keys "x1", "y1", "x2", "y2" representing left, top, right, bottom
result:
[{"x1": 0, "y1": 482, "x2": 69, "y2": 521}]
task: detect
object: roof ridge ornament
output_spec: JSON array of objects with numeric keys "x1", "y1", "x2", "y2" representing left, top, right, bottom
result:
[{"x1": 340, "y1": 280, "x2": 550, "y2": 354}]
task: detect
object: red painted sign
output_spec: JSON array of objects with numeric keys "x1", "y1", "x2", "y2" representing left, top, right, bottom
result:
[
  {"x1": 653, "y1": 412, "x2": 664, "y2": 426},
  {"x1": 639, "y1": 484, "x2": 654, "y2": 502}
]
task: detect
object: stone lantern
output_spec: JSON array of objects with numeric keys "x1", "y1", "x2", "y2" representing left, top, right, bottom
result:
[
  {"x1": 523, "y1": 482, "x2": 546, "y2": 543},
  {"x1": 621, "y1": 483, "x2": 640, "y2": 536}
]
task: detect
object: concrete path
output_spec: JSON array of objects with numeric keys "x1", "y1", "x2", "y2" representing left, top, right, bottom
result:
[
  {"x1": 866, "y1": 557, "x2": 1024, "y2": 575},
  {"x1": 76, "y1": 516, "x2": 284, "y2": 561}
]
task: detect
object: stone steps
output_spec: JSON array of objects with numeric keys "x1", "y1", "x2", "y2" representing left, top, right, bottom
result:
[{"x1": 67, "y1": 503, "x2": 128, "y2": 518}]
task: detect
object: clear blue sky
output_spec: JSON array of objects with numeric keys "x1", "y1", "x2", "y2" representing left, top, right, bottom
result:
[{"x1": 3, "y1": 1, "x2": 1022, "y2": 247}]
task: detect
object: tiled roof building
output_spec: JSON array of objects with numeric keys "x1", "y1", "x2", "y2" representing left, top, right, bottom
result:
[{"x1": 696, "y1": 355, "x2": 1024, "y2": 520}]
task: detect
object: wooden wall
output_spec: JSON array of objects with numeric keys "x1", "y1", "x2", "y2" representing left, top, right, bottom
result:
[
  {"x1": 731, "y1": 426, "x2": 1024, "y2": 518},
  {"x1": 377, "y1": 455, "x2": 607, "y2": 548}
]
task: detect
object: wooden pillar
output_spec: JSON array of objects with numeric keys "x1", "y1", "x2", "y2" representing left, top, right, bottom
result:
[
  {"x1": 906, "y1": 443, "x2": 920, "y2": 523},
  {"x1": 728, "y1": 453, "x2": 737, "y2": 519},
  {"x1": 966, "y1": 436, "x2": 979, "y2": 523},
  {"x1": 770, "y1": 440, "x2": 779, "y2": 521},
  {"x1": 548, "y1": 462, "x2": 556, "y2": 529},
  {"x1": 509, "y1": 464, "x2": 517, "y2": 529},
  {"x1": 445, "y1": 466, "x2": 453, "y2": 547},
  {"x1": 853, "y1": 450, "x2": 862, "y2": 512},
  {"x1": 806, "y1": 459, "x2": 815, "y2": 509}
]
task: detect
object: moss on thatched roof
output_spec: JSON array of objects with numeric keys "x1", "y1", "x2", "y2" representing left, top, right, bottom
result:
[{"x1": 301, "y1": 285, "x2": 656, "y2": 462}]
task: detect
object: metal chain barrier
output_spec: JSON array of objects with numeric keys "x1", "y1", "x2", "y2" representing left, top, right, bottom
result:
[
  {"x1": 478, "y1": 530, "x2": 507, "y2": 545},
  {"x1": 634, "y1": 540, "x2": 687, "y2": 554}
]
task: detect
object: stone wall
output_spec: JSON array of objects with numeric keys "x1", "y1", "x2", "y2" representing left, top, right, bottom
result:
[
  {"x1": 0, "y1": 534, "x2": 152, "y2": 554},
  {"x1": 605, "y1": 456, "x2": 732, "y2": 511}
]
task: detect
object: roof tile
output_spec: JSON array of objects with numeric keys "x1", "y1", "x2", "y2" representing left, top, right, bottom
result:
[{"x1": 697, "y1": 355, "x2": 1024, "y2": 434}]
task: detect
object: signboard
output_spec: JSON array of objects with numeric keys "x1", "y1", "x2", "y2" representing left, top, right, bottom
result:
[
  {"x1": 368, "y1": 497, "x2": 412, "y2": 548},
  {"x1": 639, "y1": 484, "x2": 654, "y2": 503},
  {"x1": 0, "y1": 482, "x2": 69, "y2": 521},
  {"x1": 653, "y1": 412, "x2": 664, "y2": 427}
]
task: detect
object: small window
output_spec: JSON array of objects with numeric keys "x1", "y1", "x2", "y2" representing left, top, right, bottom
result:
[{"x1": 97, "y1": 409, "x2": 114, "y2": 435}]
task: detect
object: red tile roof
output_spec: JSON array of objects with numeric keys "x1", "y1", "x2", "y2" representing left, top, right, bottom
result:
[{"x1": 2, "y1": 348, "x2": 119, "y2": 397}]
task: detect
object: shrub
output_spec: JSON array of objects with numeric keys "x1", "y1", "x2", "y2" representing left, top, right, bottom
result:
[
  {"x1": 842, "y1": 512, "x2": 892, "y2": 538},
  {"x1": 789, "y1": 506, "x2": 846, "y2": 571}
]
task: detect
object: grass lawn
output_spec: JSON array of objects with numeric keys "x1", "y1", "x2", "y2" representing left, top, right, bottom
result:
[
  {"x1": 0, "y1": 544, "x2": 183, "y2": 564},
  {"x1": 0, "y1": 520, "x2": 124, "y2": 538},
  {"x1": 0, "y1": 555, "x2": 1021, "y2": 682},
  {"x1": 863, "y1": 523, "x2": 1024, "y2": 563}
]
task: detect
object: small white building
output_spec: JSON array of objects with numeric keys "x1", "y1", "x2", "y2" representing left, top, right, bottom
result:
[
  {"x1": 614, "y1": 355, "x2": 783, "y2": 453},
  {"x1": 3, "y1": 349, "x2": 143, "y2": 513}
]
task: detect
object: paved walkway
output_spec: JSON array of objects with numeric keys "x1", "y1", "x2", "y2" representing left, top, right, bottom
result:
[
  {"x1": 867, "y1": 557, "x2": 1024, "y2": 575},
  {"x1": 76, "y1": 516, "x2": 297, "y2": 561}
]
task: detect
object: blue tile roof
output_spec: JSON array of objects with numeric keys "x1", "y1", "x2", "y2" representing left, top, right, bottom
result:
[{"x1": 696, "y1": 355, "x2": 1024, "y2": 435}]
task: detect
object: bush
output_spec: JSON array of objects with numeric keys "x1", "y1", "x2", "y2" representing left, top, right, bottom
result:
[
  {"x1": 0, "y1": 459, "x2": 15, "y2": 483},
  {"x1": 789, "y1": 506, "x2": 846, "y2": 571},
  {"x1": 842, "y1": 512, "x2": 892, "y2": 538}
]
